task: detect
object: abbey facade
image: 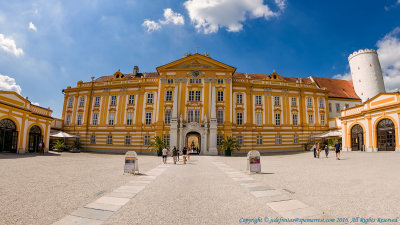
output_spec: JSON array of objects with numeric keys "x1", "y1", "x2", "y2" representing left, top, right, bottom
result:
[{"x1": 62, "y1": 53, "x2": 360, "y2": 154}]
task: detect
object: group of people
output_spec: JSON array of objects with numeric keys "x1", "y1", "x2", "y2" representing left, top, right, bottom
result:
[
  {"x1": 161, "y1": 146, "x2": 191, "y2": 164},
  {"x1": 312, "y1": 141, "x2": 341, "y2": 160}
]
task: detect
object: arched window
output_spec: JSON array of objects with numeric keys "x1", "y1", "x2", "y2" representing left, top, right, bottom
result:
[
  {"x1": 351, "y1": 124, "x2": 363, "y2": 151},
  {"x1": 377, "y1": 119, "x2": 395, "y2": 151},
  {"x1": 28, "y1": 125, "x2": 42, "y2": 153},
  {"x1": 0, "y1": 119, "x2": 18, "y2": 153}
]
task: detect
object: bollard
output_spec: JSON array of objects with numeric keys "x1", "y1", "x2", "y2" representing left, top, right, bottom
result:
[
  {"x1": 247, "y1": 150, "x2": 261, "y2": 173},
  {"x1": 124, "y1": 151, "x2": 139, "y2": 175}
]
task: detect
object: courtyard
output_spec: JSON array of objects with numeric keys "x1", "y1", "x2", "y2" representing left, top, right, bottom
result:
[{"x1": 1, "y1": 151, "x2": 400, "y2": 225}]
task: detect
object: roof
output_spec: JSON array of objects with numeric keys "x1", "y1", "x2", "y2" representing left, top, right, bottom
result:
[
  {"x1": 94, "y1": 72, "x2": 159, "y2": 82},
  {"x1": 311, "y1": 77, "x2": 360, "y2": 100}
]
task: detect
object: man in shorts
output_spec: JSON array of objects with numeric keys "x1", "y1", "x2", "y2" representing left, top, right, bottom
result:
[
  {"x1": 162, "y1": 147, "x2": 168, "y2": 164},
  {"x1": 334, "y1": 141, "x2": 341, "y2": 160}
]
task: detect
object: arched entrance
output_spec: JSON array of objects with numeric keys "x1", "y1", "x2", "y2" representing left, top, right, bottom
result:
[
  {"x1": 0, "y1": 119, "x2": 18, "y2": 153},
  {"x1": 28, "y1": 125, "x2": 42, "y2": 153},
  {"x1": 377, "y1": 119, "x2": 396, "y2": 151},
  {"x1": 186, "y1": 132, "x2": 201, "y2": 154},
  {"x1": 351, "y1": 124, "x2": 364, "y2": 151}
]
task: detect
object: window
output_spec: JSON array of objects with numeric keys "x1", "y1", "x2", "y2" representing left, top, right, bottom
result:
[
  {"x1": 310, "y1": 135, "x2": 314, "y2": 143},
  {"x1": 256, "y1": 95, "x2": 262, "y2": 105},
  {"x1": 336, "y1": 103, "x2": 340, "y2": 113},
  {"x1": 164, "y1": 110, "x2": 171, "y2": 124},
  {"x1": 107, "y1": 135, "x2": 112, "y2": 144},
  {"x1": 125, "y1": 135, "x2": 131, "y2": 145},
  {"x1": 108, "y1": 113, "x2": 115, "y2": 125},
  {"x1": 345, "y1": 104, "x2": 349, "y2": 109},
  {"x1": 237, "y1": 94, "x2": 243, "y2": 104},
  {"x1": 188, "y1": 110, "x2": 194, "y2": 123},
  {"x1": 92, "y1": 113, "x2": 98, "y2": 125},
  {"x1": 76, "y1": 135, "x2": 80, "y2": 144},
  {"x1": 275, "y1": 113, "x2": 281, "y2": 126},
  {"x1": 319, "y1": 99, "x2": 324, "y2": 108},
  {"x1": 194, "y1": 110, "x2": 200, "y2": 123},
  {"x1": 294, "y1": 135, "x2": 299, "y2": 144},
  {"x1": 111, "y1": 96, "x2": 117, "y2": 105},
  {"x1": 144, "y1": 135, "x2": 150, "y2": 145},
  {"x1": 237, "y1": 136, "x2": 243, "y2": 145},
  {"x1": 126, "y1": 113, "x2": 133, "y2": 125},
  {"x1": 307, "y1": 98, "x2": 313, "y2": 107},
  {"x1": 147, "y1": 93, "x2": 153, "y2": 104},
  {"x1": 217, "y1": 79, "x2": 223, "y2": 84},
  {"x1": 94, "y1": 96, "x2": 100, "y2": 106},
  {"x1": 128, "y1": 95, "x2": 135, "y2": 104},
  {"x1": 321, "y1": 114, "x2": 325, "y2": 125},
  {"x1": 195, "y1": 91, "x2": 201, "y2": 101},
  {"x1": 68, "y1": 98, "x2": 73, "y2": 107},
  {"x1": 167, "y1": 79, "x2": 173, "y2": 84},
  {"x1": 276, "y1": 135, "x2": 281, "y2": 144},
  {"x1": 257, "y1": 135, "x2": 262, "y2": 145},
  {"x1": 291, "y1": 97, "x2": 297, "y2": 106},
  {"x1": 329, "y1": 103, "x2": 332, "y2": 112},
  {"x1": 189, "y1": 79, "x2": 194, "y2": 84},
  {"x1": 77, "y1": 114, "x2": 82, "y2": 125},
  {"x1": 217, "y1": 91, "x2": 223, "y2": 101},
  {"x1": 90, "y1": 135, "x2": 96, "y2": 144},
  {"x1": 164, "y1": 135, "x2": 170, "y2": 146},
  {"x1": 66, "y1": 114, "x2": 71, "y2": 125},
  {"x1": 190, "y1": 78, "x2": 201, "y2": 84},
  {"x1": 217, "y1": 110, "x2": 224, "y2": 124},
  {"x1": 196, "y1": 78, "x2": 201, "y2": 84},
  {"x1": 189, "y1": 91, "x2": 195, "y2": 101},
  {"x1": 166, "y1": 91, "x2": 172, "y2": 101},
  {"x1": 274, "y1": 96, "x2": 280, "y2": 106},
  {"x1": 79, "y1": 97, "x2": 85, "y2": 107},
  {"x1": 145, "y1": 112, "x2": 152, "y2": 125},
  {"x1": 256, "y1": 113, "x2": 262, "y2": 126},
  {"x1": 308, "y1": 114, "x2": 313, "y2": 125},
  {"x1": 292, "y1": 114, "x2": 298, "y2": 126},
  {"x1": 217, "y1": 135, "x2": 223, "y2": 145},
  {"x1": 237, "y1": 113, "x2": 243, "y2": 125}
]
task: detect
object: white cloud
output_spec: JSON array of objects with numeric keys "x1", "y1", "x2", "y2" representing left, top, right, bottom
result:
[
  {"x1": 333, "y1": 72, "x2": 351, "y2": 80},
  {"x1": 377, "y1": 27, "x2": 400, "y2": 92},
  {"x1": 31, "y1": 102, "x2": 40, "y2": 106},
  {"x1": 0, "y1": 34, "x2": 24, "y2": 57},
  {"x1": 143, "y1": 8, "x2": 184, "y2": 32},
  {"x1": 184, "y1": 0, "x2": 286, "y2": 34},
  {"x1": 29, "y1": 21, "x2": 37, "y2": 32},
  {"x1": 0, "y1": 74, "x2": 22, "y2": 94}
]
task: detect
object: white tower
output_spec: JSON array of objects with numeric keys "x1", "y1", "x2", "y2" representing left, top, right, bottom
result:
[{"x1": 348, "y1": 49, "x2": 386, "y2": 102}]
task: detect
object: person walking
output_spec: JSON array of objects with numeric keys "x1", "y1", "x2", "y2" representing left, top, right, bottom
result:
[
  {"x1": 334, "y1": 141, "x2": 341, "y2": 160},
  {"x1": 316, "y1": 143, "x2": 321, "y2": 158},
  {"x1": 182, "y1": 147, "x2": 187, "y2": 164},
  {"x1": 172, "y1": 146, "x2": 178, "y2": 164},
  {"x1": 324, "y1": 145, "x2": 329, "y2": 158},
  {"x1": 177, "y1": 147, "x2": 180, "y2": 161},
  {"x1": 162, "y1": 147, "x2": 168, "y2": 164},
  {"x1": 187, "y1": 147, "x2": 191, "y2": 160},
  {"x1": 38, "y1": 142, "x2": 43, "y2": 154},
  {"x1": 312, "y1": 143, "x2": 317, "y2": 158}
]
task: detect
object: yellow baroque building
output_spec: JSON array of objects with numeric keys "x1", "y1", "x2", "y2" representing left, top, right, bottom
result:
[
  {"x1": 62, "y1": 53, "x2": 360, "y2": 154},
  {"x1": 0, "y1": 91, "x2": 53, "y2": 153}
]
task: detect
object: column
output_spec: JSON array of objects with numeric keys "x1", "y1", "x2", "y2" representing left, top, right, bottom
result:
[
  {"x1": 169, "y1": 85, "x2": 179, "y2": 150},
  {"x1": 208, "y1": 85, "x2": 218, "y2": 155}
]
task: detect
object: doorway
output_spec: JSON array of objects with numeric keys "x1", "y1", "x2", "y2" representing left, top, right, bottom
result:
[
  {"x1": 351, "y1": 124, "x2": 363, "y2": 151},
  {"x1": 186, "y1": 132, "x2": 201, "y2": 154},
  {"x1": 28, "y1": 125, "x2": 43, "y2": 153},
  {"x1": 377, "y1": 119, "x2": 395, "y2": 151},
  {"x1": 0, "y1": 119, "x2": 18, "y2": 153}
]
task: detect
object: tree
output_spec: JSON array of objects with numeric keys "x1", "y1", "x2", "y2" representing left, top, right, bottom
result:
[
  {"x1": 148, "y1": 136, "x2": 168, "y2": 156},
  {"x1": 53, "y1": 140, "x2": 65, "y2": 152},
  {"x1": 218, "y1": 136, "x2": 240, "y2": 156}
]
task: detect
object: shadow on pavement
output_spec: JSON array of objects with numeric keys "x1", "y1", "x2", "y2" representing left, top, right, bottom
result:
[{"x1": 0, "y1": 152, "x2": 60, "y2": 159}]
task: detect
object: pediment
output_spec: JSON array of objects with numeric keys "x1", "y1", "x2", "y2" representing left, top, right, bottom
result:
[
  {"x1": 157, "y1": 53, "x2": 236, "y2": 73},
  {"x1": 0, "y1": 91, "x2": 29, "y2": 108}
]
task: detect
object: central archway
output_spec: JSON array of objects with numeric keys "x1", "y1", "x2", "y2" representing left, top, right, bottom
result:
[
  {"x1": 186, "y1": 131, "x2": 201, "y2": 154},
  {"x1": 351, "y1": 124, "x2": 364, "y2": 151},
  {"x1": 28, "y1": 125, "x2": 42, "y2": 153}
]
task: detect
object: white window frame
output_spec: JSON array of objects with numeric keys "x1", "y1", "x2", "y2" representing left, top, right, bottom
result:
[
  {"x1": 291, "y1": 97, "x2": 297, "y2": 106},
  {"x1": 189, "y1": 91, "x2": 195, "y2": 101},
  {"x1": 237, "y1": 135, "x2": 243, "y2": 145},
  {"x1": 79, "y1": 97, "x2": 85, "y2": 107},
  {"x1": 274, "y1": 96, "x2": 280, "y2": 106},
  {"x1": 217, "y1": 110, "x2": 224, "y2": 124},
  {"x1": 128, "y1": 95, "x2": 135, "y2": 104},
  {"x1": 166, "y1": 91, "x2": 172, "y2": 101},
  {"x1": 217, "y1": 79, "x2": 223, "y2": 84},
  {"x1": 188, "y1": 110, "x2": 194, "y2": 123},
  {"x1": 94, "y1": 96, "x2": 100, "y2": 106},
  {"x1": 336, "y1": 103, "x2": 340, "y2": 113},
  {"x1": 319, "y1": 99, "x2": 324, "y2": 108},
  {"x1": 145, "y1": 112, "x2": 152, "y2": 125},
  {"x1": 275, "y1": 113, "x2": 281, "y2": 126},
  {"x1": 292, "y1": 114, "x2": 298, "y2": 126},
  {"x1": 217, "y1": 135, "x2": 223, "y2": 145},
  {"x1": 77, "y1": 114, "x2": 82, "y2": 125},
  {"x1": 256, "y1": 95, "x2": 262, "y2": 105},
  {"x1": 307, "y1": 98, "x2": 313, "y2": 107},
  {"x1": 107, "y1": 135, "x2": 112, "y2": 144},
  {"x1": 195, "y1": 91, "x2": 201, "y2": 101},
  {"x1": 90, "y1": 135, "x2": 96, "y2": 144},
  {"x1": 147, "y1": 93, "x2": 153, "y2": 104},
  {"x1": 111, "y1": 95, "x2": 117, "y2": 105},
  {"x1": 165, "y1": 110, "x2": 171, "y2": 124},
  {"x1": 256, "y1": 113, "x2": 262, "y2": 126},
  {"x1": 321, "y1": 114, "x2": 325, "y2": 125},
  {"x1": 308, "y1": 114, "x2": 313, "y2": 125},
  {"x1": 68, "y1": 98, "x2": 73, "y2": 107},
  {"x1": 329, "y1": 103, "x2": 332, "y2": 112},
  {"x1": 92, "y1": 113, "x2": 98, "y2": 125},
  {"x1": 217, "y1": 91, "x2": 223, "y2": 101},
  {"x1": 294, "y1": 135, "x2": 298, "y2": 144},
  {"x1": 237, "y1": 94, "x2": 243, "y2": 104},
  {"x1": 125, "y1": 135, "x2": 131, "y2": 145},
  {"x1": 194, "y1": 110, "x2": 200, "y2": 123},
  {"x1": 237, "y1": 113, "x2": 243, "y2": 125},
  {"x1": 144, "y1": 135, "x2": 150, "y2": 145},
  {"x1": 109, "y1": 113, "x2": 115, "y2": 125},
  {"x1": 256, "y1": 135, "x2": 262, "y2": 145},
  {"x1": 126, "y1": 113, "x2": 133, "y2": 125},
  {"x1": 164, "y1": 135, "x2": 170, "y2": 146},
  {"x1": 167, "y1": 79, "x2": 173, "y2": 84},
  {"x1": 276, "y1": 135, "x2": 281, "y2": 144},
  {"x1": 66, "y1": 114, "x2": 71, "y2": 125}
]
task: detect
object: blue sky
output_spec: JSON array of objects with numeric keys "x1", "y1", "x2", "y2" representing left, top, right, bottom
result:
[{"x1": 1, "y1": 0, "x2": 400, "y2": 118}]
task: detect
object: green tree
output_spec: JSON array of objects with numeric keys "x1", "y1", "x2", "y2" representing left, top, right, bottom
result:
[
  {"x1": 218, "y1": 136, "x2": 240, "y2": 156},
  {"x1": 53, "y1": 140, "x2": 65, "y2": 152},
  {"x1": 148, "y1": 136, "x2": 168, "y2": 156}
]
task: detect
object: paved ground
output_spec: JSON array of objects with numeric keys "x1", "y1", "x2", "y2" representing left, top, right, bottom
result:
[{"x1": 1, "y1": 151, "x2": 400, "y2": 225}]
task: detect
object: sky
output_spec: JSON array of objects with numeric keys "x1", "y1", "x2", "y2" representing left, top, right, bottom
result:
[{"x1": 1, "y1": 0, "x2": 400, "y2": 118}]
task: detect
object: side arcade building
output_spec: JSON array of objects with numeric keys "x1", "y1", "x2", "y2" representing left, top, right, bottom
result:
[{"x1": 62, "y1": 53, "x2": 359, "y2": 154}]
